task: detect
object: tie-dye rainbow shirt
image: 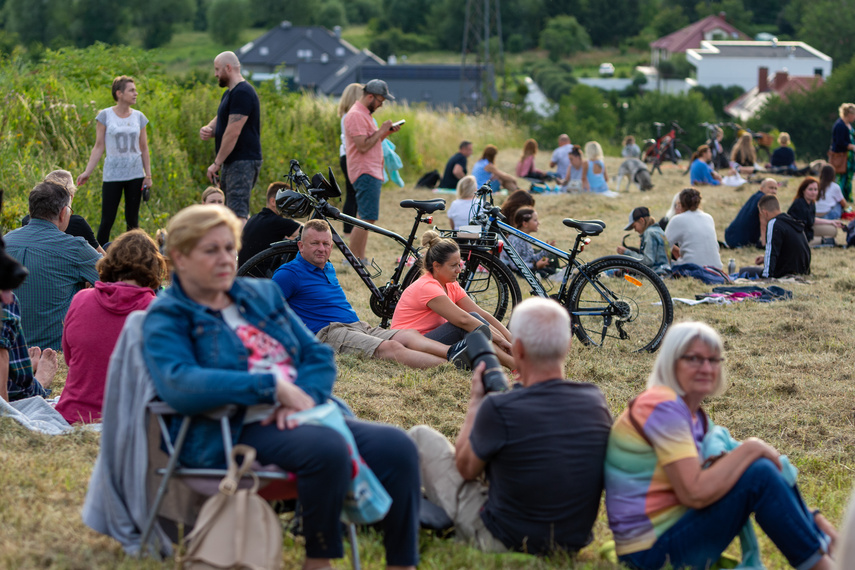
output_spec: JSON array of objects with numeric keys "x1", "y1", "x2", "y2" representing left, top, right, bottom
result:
[{"x1": 604, "y1": 385, "x2": 706, "y2": 555}]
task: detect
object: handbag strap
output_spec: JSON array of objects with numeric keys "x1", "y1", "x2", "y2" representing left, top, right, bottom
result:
[{"x1": 219, "y1": 444, "x2": 259, "y2": 495}]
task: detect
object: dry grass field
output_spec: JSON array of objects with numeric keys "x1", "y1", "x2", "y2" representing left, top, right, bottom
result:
[{"x1": 2, "y1": 148, "x2": 854, "y2": 569}]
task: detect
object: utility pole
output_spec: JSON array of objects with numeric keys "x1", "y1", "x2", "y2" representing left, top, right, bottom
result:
[{"x1": 460, "y1": 0, "x2": 504, "y2": 113}]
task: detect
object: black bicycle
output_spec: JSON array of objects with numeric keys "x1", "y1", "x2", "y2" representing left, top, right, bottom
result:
[
  {"x1": 237, "y1": 160, "x2": 518, "y2": 326},
  {"x1": 462, "y1": 183, "x2": 674, "y2": 352}
]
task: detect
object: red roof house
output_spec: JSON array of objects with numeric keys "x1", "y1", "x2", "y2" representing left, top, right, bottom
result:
[
  {"x1": 650, "y1": 14, "x2": 750, "y2": 66},
  {"x1": 725, "y1": 67, "x2": 824, "y2": 121}
]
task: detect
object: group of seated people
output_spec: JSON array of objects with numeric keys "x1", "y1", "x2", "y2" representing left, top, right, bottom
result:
[
  {"x1": 135, "y1": 203, "x2": 841, "y2": 569},
  {"x1": 4, "y1": 165, "x2": 849, "y2": 568}
]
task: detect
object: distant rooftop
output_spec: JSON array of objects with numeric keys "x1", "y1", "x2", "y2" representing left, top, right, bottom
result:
[
  {"x1": 650, "y1": 14, "x2": 749, "y2": 53},
  {"x1": 688, "y1": 40, "x2": 832, "y2": 61}
]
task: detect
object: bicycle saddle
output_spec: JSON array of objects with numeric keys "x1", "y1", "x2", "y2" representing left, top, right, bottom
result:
[
  {"x1": 653, "y1": 121, "x2": 664, "y2": 127},
  {"x1": 400, "y1": 199, "x2": 446, "y2": 213},
  {"x1": 562, "y1": 218, "x2": 605, "y2": 236}
]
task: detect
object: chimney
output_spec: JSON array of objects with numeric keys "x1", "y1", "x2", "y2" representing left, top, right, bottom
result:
[
  {"x1": 773, "y1": 70, "x2": 788, "y2": 91},
  {"x1": 333, "y1": 26, "x2": 342, "y2": 39},
  {"x1": 758, "y1": 67, "x2": 769, "y2": 92}
]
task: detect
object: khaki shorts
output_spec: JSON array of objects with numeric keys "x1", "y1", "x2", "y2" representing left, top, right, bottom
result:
[{"x1": 317, "y1": 321, "x2": 397, "y2": 356}]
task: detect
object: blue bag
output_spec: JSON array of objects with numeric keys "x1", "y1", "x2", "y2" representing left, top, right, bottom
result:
[{"x1": 288, "y1": 403, "x2": 392, "y2": 524}]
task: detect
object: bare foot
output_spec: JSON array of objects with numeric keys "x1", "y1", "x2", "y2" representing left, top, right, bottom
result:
[
  {"x1": 815, "y1": 512, "x2": 837, "y2": 556},
  {"x1": 34, "y1": 348, "x2": 57, "y2": 389},
  {"x1": 28, "y1": 346, "x2": 41, "y2": 373}
]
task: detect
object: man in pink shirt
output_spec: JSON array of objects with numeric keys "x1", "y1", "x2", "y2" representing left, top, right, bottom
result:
[{"x1": 344, "y1": 79, "x2": 401, "y2": 263}]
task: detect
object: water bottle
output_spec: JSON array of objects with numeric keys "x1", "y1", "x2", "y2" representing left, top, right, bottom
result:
[{"x1": 728, "y1": 258, "x2": 736, "y2": 275}]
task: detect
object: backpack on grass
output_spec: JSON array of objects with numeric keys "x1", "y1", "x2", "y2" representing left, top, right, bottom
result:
[{"x1": 415, "y1": 170, "x2": 440, "y2": 189}]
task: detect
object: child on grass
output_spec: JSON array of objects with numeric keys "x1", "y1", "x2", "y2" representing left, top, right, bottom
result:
[{"x1": 617, "y1": 206, "x2": 670, "y2": 276}]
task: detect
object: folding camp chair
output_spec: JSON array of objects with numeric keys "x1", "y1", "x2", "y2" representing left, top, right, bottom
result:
[{"x1": 140, "y1": 401, "x2": 361, "y2": 569}]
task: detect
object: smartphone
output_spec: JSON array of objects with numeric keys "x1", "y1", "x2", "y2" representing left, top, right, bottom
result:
[{"x1": 392, "y1": 119, "x2": 406, "y2": 127}]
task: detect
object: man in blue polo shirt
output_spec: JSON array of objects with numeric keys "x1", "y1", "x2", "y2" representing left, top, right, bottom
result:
[{"x1": 272, "y1": 219, "x2": 466, "y2": 368}]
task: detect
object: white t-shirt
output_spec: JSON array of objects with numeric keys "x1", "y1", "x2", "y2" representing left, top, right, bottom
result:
[
  {"x1": 665, "y1": 209, "x2": 722, "y2": 269},
  {"x1": 816, "y1": 182, "x2": 844, "y2": 214},
  {"x1": 447, "y1": 198, "x2": 474, "y2": 229},
  {"x1": 339, "y1": 115, "x2": 347, "y2": 157},
  {"x1": 221, "y1": 304, "x2": 296, "y2": 423},
  {"x1": 96, "y1": 108, "x2": 148, "y2": 182},
  {"x1": 550, "y1": 145, "x2": 572, "y2": 177}
]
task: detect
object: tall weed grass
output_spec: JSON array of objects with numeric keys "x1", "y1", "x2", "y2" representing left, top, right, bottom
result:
[{"x1": 0, "y1": 44, "x2": 526, "y2": 241}]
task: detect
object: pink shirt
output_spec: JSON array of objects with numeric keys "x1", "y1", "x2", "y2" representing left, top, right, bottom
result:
[
  {"x1": 391, "y1": 272, "x2": 468, "y2": 334},
  {"x1": 344, "y1": 100, "x2": 383, "y2": 182}
]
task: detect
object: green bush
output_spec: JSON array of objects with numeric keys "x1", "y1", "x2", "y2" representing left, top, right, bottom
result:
[
  {"x1": 207, "y1": 0, "x2": 249, "y2": 45},
  {"x1": 624, "y1": 91, "x2": 716, "y2": 149}
]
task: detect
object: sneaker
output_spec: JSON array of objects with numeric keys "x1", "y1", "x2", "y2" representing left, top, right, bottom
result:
[{"x1": 447, "y1": 339, "x2": 470, "y2": 370}]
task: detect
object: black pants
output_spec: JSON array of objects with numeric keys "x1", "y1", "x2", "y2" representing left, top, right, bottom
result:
[
  {"x1": 98, "y1": 177, "x2": 143, "y2": 246},
  {"x1": 339, "y1": 155, "x2": 358, "y2": 234}
]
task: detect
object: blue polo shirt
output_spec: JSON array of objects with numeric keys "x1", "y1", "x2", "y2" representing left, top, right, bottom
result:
[{"x1": 272, "y1": 253, "x2": 359, "y2": 334}]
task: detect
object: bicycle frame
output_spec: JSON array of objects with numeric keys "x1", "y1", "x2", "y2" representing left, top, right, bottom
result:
[{"x1": 472, "y1": 189, "x2": 625, "y2": 313}]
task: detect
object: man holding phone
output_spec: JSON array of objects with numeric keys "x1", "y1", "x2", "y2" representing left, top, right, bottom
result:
[{"x1": 344, "y1": 79, "x2": 401, "y2": 263}]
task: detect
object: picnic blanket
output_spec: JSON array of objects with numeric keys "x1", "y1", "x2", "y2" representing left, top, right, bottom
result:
[{"x1": 0, "y1": 396, "x2": 73, "y2": 435}]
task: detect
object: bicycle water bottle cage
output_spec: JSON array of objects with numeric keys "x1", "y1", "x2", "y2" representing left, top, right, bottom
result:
[
  {"x1": 399, "y1": 199, "x2": 446, "y2": 214},
  {"x1": 562, "y1": 219, "x2": 605, "y2": 236}
]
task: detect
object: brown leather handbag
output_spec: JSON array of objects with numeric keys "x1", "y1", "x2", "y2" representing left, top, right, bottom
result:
[
  {"x1": 180, "y1": 445, "x2": 282, "y2": 569},
  {"x1": 828, "y1": 150, "x2": 848, "y2": 174}
]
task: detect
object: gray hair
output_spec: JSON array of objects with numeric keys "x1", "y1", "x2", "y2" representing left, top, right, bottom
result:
[
  {"x1": 29, "y1": 181, "x2": 71, "y2": 221},
  {"x1": 647, "y1": 321, "x2": 727, "y2": 397},
  {"x1": 509, "y1": 297, "x2": 570, "y2": 361}
]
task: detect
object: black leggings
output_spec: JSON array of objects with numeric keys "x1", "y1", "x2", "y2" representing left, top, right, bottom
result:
[
  {"x1": 339, "y1": 155, "x2": 358, "y2": 234},
  {"x1": 98, "y1": 178, "x2": 143, "y2": 246}
]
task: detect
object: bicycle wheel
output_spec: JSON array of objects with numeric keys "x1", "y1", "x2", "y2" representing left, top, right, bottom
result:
[
  {"x1": 674, "y1": 143, "x2": 693, "y2": 164},
  {"x1": 457, "y1": 248, "x2": 522, "y2": 323},
  {"x1": 566, "y1": 256, "x2": 673, "y2": 352},
  {"x1": 237, "y1": 241, "x2": 299, "y2": 278}
]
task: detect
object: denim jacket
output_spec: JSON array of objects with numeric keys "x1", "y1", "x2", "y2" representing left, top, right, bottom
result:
[
  {"x1": 624, "y1": 225, "x2": 671, "y2": 276},
  {"x1": 142, "y1": 275, "x2": 336, "y2": 467}
]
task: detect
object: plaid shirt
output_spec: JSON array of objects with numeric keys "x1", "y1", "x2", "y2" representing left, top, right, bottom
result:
[
  {"x1": 1, "y1": 294, "x2": 47, "y2": 401},
  {"x1": 4, "y1": 219, "x2": 101, "y2": 350}
]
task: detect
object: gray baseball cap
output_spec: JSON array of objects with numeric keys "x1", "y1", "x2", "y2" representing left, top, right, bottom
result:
[{"x1": 364, "y1": 79, "x2": 395, "y2": 101}]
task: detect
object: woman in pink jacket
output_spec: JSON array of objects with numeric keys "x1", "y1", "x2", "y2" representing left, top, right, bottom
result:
[{"x1": 56, "y1": 229, "x2": 166, "y2": 424}]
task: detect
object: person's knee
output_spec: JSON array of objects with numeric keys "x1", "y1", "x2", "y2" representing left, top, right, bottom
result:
[
  {"x1": 468, "y1": 312, "x2": 488, "y2": 326},
  {"x1": 374, "y1": 339, "x2": 407, "y2": 361},
  {"x1": 742, "y1": 457, "x2": 783, "y2": 485}
]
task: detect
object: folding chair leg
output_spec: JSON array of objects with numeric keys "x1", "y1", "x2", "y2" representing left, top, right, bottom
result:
[
  {"x1": 139, "y1": 416, "x2": 191, "y2": 556},
  {"x1": 348, "y1": 523, "x2": 361, "y2": 570}
]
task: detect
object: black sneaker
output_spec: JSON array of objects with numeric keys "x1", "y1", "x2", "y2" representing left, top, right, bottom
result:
[{"x1": 447, "y1": 339, "x2": 470, "y2": 370}]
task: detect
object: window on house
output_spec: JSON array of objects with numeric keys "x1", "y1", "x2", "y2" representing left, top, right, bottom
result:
[{"x1": 814, "y1": 68, "x2": 823, "y2": 77}]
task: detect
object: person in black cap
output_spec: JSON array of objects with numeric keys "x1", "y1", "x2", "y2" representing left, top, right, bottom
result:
[
  {"x1": 344, "y1": 79, "x2": 401, "y2": 264},
  {"x1": 616, "y1": 206, "x2": 670, "y2": 276}
]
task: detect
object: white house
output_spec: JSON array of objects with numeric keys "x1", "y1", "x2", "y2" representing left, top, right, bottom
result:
[{"x1": 686, "y1": 40, "x2": 832, "y2": 91}]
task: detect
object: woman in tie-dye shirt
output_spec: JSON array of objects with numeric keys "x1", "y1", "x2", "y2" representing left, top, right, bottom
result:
[{"x1": 604, "y1": 322, "x2": 836, "y2": 570}]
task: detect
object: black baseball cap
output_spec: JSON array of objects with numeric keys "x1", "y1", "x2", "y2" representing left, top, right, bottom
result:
[
  {"x1": 364, "y1": 79, "x2": 395, "y2": 101},
  {"x1": 624, "y1": 206, "x2": 650, "y2": 230}
]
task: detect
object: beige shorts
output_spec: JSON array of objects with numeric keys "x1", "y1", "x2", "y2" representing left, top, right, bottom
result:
[{"x1": 317, "y1": 321, "x2": 398, "y2": 356}]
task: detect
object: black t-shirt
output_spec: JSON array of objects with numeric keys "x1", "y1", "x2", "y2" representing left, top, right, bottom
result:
[
  {"x1": 215, "y1": 81, "x2": 262, "y2": 164},
  {"x1": 439, "y1": 152, "x2": 467, "y2": 189},
  {"x1": 787, "y1": 197, "x2": 815, "y2": 242},
  {"x1": 770, "y1": 146, "x2": 796, "y2": 168},
  {"x1": 469, "y1": 379, "x2": 612, "y2": 554},
  {"x1": 237, "y1": 208, "x2": 301, "y2": 268}
]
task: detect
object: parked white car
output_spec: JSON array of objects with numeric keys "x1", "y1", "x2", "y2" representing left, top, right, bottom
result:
[{"x1": 598, "y1": 63, "x2": 615, "y2": 76}]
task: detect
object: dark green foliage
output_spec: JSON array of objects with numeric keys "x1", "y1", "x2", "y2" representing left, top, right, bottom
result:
[
  {"x1": 136, "y1": 0, "x2": 194, "y2": 48},
  {"x1": 369, "y1": 27, "x2": 436, "y2": 59},
  {"x1": 4, "y1": 0, "x2": 72, "y2": 48},
  {"x1": 694, "y1": 0, "x2": 754, "y2": 35},
  {"x1": 538, "y1": 15, "x2": 590, "y2": 62},
  {"x1": 381, "y1": 0, "x2": 432, "y2": 34},
  {"x1": 624, "y1": 91, "x2": 716, "y2": 148},
  {"x1": 530, "y1": 61, "x2": 576, "y2": 103},
  {"x1": 537, "y1": 84, "x2": 619, "y2": 150},
  {"x1": 249, "y1": 0, "x2": 313, "y2": 28},
  {"x1": 193, "y1": 0, "x2": 209, "y2": 31},
  {"x1": 657, "y1": 53, "x2": 693, "y2": 80},
  {"x1": 345, "y1": 0, "x2": 380, "y2": 25},
  {"x1": 506, "y1": 34, "x2": 526, "y2": 54},
  {"x1": 690, "y1": 85, "x2": 745, "y2": 119},
  {"x1": 583, "y1": 0, "x2": 641, "y2": 47},
  {"x1": 795, "y1": 0, "x2": 855, "y2": 67},
  {"x1": 208, "y1": 0, "x2": 249, "y2": 45},
  {"x1": 72, "y1": 0, "x2": 127, "y2": 47},
  {"x1": 317, "y1": 0, "x2": 348, "y2": 27}
]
